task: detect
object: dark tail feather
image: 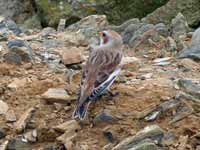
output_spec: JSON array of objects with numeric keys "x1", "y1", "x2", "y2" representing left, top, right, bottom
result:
[{"x1": 72, "y1": 102, "x2": 90, "y2": 120}]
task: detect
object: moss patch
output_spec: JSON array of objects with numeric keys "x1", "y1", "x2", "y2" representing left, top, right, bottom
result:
[
  {"x1": 105, "y1": 0, "x2": 169, "y2": 25},
  {"x1": 36, "y1": 0, "x2": 169, "y2": 27},
  {"x1": 36, "y1": 0, "x2": 72, "y2": 27}
]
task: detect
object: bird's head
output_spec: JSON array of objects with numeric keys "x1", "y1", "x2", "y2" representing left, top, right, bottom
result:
[{"x1": 99, "y1": 30, "x2": 123, "y2": 48}]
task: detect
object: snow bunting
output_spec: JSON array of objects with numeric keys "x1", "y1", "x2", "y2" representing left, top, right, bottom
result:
[{"x1": 73, "y1": 30, "x2": 123, "y2": 120}]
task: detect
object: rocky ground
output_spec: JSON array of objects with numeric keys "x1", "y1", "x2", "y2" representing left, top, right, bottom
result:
[{"x1": 0, "y1": 14, "x2": 200, "y2": 150}]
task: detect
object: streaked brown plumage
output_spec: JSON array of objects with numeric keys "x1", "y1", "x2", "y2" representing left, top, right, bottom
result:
[{"x1": 73, "y1": 30, "x2": 123, "y2": 120}]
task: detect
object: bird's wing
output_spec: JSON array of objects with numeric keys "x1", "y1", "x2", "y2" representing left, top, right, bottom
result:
[{"x1": 78, "y1": 49, "x2": 122, "y2": 105}]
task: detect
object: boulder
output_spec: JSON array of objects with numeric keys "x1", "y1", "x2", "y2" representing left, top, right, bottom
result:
[
  {"x1": 177, "y1": 47, "x2": 200, "y2": 60},
  {"x1": 171, "y1": 13, "x2": 189, "y2": 40},
  {"x1": 110, "y1": 18, "x2": 141, "y2": 33},
  {"x1": 177, "y1": 27, "x2": 200, "y2": 60},
  {"x1": 0, "y1": 0, "x2": 34, "y2": 23},
  {"x1": 178, "y1": 78, "x2": 200, "y2": 100},
  {"x1": 61, "y1": 47, "x2": 84, "y2": 65},
  {"x1": 143, "y1": 0, "x2": 200, "y2": 27},
  {"x1": 39, "y1": 27, "x2": 56, "y2": 37},
  {"x1": 122, "y1": 23, "x2": 144, "y2": 44},
  {"x1": 3, "y1": 39, "x2": 34, "y2": 64},
  {"x1": 67, "y1": 15, "x2": 108, "y2": 46},
  {"x1": 128, "y1": 24, "x2": 159, "y2": 48},
  {"x1": 191, "y1": 27, "x2": 200, "y2": 49},
  {"x1": 35, "y1": 0, "x2": 168, "y2": 27},
  {"x1": 112, "y1": 125, "x2": 164, "y2": 150},
  {"x1": 155, "y1": 23, "x2": 168, "y2": 37},
  {"x1": 0, "y1": 17, "x2": 22, "y2": 35},
  {"x1": 22, "y1": 15, "x2": 42, "y2": 29}
]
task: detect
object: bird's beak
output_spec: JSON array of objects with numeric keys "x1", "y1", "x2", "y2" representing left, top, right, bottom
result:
[{"x1": 99, "y1": 31, "x2": 103, "y2": 38}]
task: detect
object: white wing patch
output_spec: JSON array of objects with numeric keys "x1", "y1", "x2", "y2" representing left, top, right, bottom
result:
[{"x1": 88, "y1": 68, "x2": 121, "y2": 100}]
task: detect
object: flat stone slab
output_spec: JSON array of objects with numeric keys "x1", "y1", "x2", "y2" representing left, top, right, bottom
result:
[
  {"x1": 14, "y1": 107, "x2": 35, "y2": 133},
  {"x1": 42, "y1": 88, "x2": 71, "y2": 104},
  {"x1": 0, "y1": 100, "x2": 8, "y2": 115}
]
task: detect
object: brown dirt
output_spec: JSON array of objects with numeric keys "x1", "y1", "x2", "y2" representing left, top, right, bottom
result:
[{"x1": 0, "y1": 48, "x2": 200, "y2": 150}]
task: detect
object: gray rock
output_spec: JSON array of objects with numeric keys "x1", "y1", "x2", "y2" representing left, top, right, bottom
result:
[
  {"x1": 4, "y1": 46, "x2": 33, "y2": 64},
  {"x1": 6, "y1": 39, "x2": 34, "y2": 62},
  {"x1": 3, "y1": 52, "x2": 22, "y2": 64},
  {"x1": 143, "y1": 0, "x2": 200, "y2": 27},
  {"x1": 128, "y1": 142, "x2": 159, "y2": 150},
  {"x1": 137, "y1": 97, "x2": 192, "y2": 123},
  {"x1": 0, "y1": 18, "x2": 22, "y2": 35},
  {"x1": 7, "y1": 39, "x2": 25, "y2": 48},
  {"x1": 122, "y1": 23, "x2": 144, "y2": 44},
  {"x1": 177, "y1": 27, "x2": 200, "y2": 60},
  {"x1": 0, "y1": 0, "x2": 34, "y2": 24},
  {"x1": 178, "y1": 79, "x2": 200, "y2": 100},
  {"x1": 191, "y1": 27, "x2": 200, "y2": 49},
  {"x1": 128, "y1": 24, "x2": 159, "y2": 48},
  {"x1": 42, "y1": 88, "x2": 71, "y2": 104},
  {"x1": 42, "y1": 39, "x2": 65, "y2": 49},
  {"x1": 67, "y1": 15, "x2": 108, "y2": 45},
  {"x1": 137, "y1": 24, "x2": 155, "y2": 35},
  {"x1": 112, "y1": 125, "x2": 164, "y2": 150},
  {"x1": 155, "y1": 23, "x2": 168, "y2": 37},
  {"x1": 163, "y1": 130, "x2": 175, "y2": 145},
  {"x1": 39, "y1": 27, "x2": 56, "y2": 37},
  {"x1": 110, "y1": 18, "x2": 141, "y2": 33},
  {"x1": 7, "y1": 138, "x2": 30, "y2": 150},
  {"x1": 177, "y1": 47, "x2": 200, "y2": 60},
  {"x1": 93, "y1": 109, "x2": 116, "y2": 124},
  {"x1": 171, "y1": 13, "x2": 189, "y2": 40}
]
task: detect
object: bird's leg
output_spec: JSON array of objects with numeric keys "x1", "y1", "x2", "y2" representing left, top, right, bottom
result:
[{"x1": 105, "y1": 89, "x2": 119, "y2": 98}]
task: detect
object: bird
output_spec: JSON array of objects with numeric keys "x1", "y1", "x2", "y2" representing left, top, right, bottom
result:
[{"x1": 72, "y1": 30, "x2": 123, "y2": 120}]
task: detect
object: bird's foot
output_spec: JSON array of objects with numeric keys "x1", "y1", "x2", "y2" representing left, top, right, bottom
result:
[{"x1": 106, "y1": 90, "x2": 119, "y2": 97}]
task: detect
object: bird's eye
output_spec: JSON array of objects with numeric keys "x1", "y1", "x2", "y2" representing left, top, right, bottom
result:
[{"x1": 102, "y1": 33, "x2": 106, "y2": 37}]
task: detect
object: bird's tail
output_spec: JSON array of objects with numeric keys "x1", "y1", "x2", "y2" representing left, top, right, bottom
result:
[{"x1": 72, "y1": 102, "x2": 91, "y2": 120}]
